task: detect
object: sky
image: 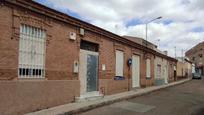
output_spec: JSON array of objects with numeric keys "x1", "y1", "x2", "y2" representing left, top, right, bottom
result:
[{"x1": 35, "y1": 0, "x2": 204, "y2": 57}]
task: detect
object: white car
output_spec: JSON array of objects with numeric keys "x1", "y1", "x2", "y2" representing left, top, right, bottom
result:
[{"x1": 192, "y1": 73, "x2": 202, "y2": 79}]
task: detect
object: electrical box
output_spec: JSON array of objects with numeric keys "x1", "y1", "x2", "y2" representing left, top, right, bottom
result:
[
  {"x1": 79, "y1": 28, "x2": 85, "y2": 36},
  {"x1": 73, "y1": 60, "x2": 79, "y2": 73},
  {"x1": 69, "y1": 32, "x2": 76, "y2": 40},
  {"x1": 174, "y1": 65, "x2": 176, "y2": 70},
  {"x1": 102, "y1": 64, "x2": 106, "y2": 71},
  {"x1": 127, "y1": 58, "x2": 132, "y2": 67}
]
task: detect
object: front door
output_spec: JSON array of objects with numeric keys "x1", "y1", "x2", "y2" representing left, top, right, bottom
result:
[
  {"x1": 132, "y1": 55, "x2": 140, "y2": 88},
  {"x1": 86, "y1": 54, "x2": 98, "y2": 92},
  {"x1": 79, "y1": 50, "x2": 98, "y2": 94}
]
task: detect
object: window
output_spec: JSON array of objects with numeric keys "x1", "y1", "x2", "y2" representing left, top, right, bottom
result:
[
  {"x1": 199, "y1": 54, "x2": 203, "y2": 58},
  {"x1": 18, "y1": 24, "x2": 46, "y2": 78},
  {"x1": 115, "y1": 50, "x2": 124, "y2": 77},
  {"x1": 80, "y1": 40, "x2": 99, "y2": 52},
  {"x1": 146, "y1": 59, "x2": 151, "y2": 78}
]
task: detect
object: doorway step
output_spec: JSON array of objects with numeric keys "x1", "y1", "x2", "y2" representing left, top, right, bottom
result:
[{"x1": 75, "y1": 91, "x2": 103, "y2": 102}]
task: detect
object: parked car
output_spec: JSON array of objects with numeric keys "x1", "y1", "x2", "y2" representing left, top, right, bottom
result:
[{"x1": 192, "y1": 73, "x2": 202, "y2": 79}]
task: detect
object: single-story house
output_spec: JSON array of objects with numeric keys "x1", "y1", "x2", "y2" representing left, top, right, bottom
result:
[{"x1": 0, "y1": 0, "x2": 177, "y2": 114}]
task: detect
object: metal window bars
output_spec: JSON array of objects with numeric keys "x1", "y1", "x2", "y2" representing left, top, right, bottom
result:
[{"x1": 18, "y1": 24, "x2": 46, "y2": 78}]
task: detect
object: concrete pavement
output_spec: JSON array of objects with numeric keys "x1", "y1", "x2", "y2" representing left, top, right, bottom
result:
[{"x1": 26, "y1": 78, "x2": 191, "y2": 115}]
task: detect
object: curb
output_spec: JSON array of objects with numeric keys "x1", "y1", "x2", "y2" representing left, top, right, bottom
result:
[
  {"x1": 27, "y1": 78, "x2": 191, "y2": 115},
  {"x1": 65, "y1": 79, "x2": 191, "y2": 115}
]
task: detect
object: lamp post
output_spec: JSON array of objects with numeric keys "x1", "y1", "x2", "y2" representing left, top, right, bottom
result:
[
  {"x1": 174, "y1": 46, "x2": 177, "y2": 58},
  {"x1": 145, "y1": 16, "x2": 162, "y2": 47},
  {"x1": 156, "y1": 39, "x2": 160, "y2": 49}
]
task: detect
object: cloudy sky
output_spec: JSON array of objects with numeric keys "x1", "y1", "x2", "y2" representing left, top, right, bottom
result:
[{"x1": 35, "y1": 0, "x2": 204, "y2": 57}]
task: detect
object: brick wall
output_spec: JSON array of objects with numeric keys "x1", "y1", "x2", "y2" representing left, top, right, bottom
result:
[
  {"x1": 168, "y1": 61, "x2": 177, "y2": 82},
  {"x1": 140, "y1": 53, "x2": 155, "y2": 87},
  {"x1": 0, "y1": 5, "x2": 18, "y2": 80},
  {"x1": 0, "y1": 80, "x2": 79, "y2": 115},
  {"x1": 0, "y1": 1, "x2": 157, "y2": 86},
  {"x1": 0, "y1": 4, "x2": 81, "y2": 115}
]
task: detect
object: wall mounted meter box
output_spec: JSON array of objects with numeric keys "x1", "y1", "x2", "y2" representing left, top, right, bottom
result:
[
  {"x1": 79, "y1": 28, "x2": 85, "y2": 36},
  {"x1": 73, "y1": 60, "x2": 79, "y2": 73},
  {"x1": 69, "y1": 32, "x2": 76, "y2": 40},
  {"x1": 102, "y1": 64, "x2": 106, "y2": 71}
]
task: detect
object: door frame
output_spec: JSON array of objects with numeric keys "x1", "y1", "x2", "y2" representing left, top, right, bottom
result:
[{"x1": 79, "y1": 49, "x2": 99, "y2": 95}]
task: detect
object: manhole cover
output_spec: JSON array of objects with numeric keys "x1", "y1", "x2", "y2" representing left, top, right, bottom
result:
[
  {"x1": 110, "y1": 101, "x2": 155, "y2": 113},
  {"x1": 191, "y1": 107, "x2": 204, "y2": 115},
  {"x1": 182, "y1": 91, "x2": 193, "y2": 95}
]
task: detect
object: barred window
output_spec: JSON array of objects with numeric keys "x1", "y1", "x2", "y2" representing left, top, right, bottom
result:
[{"x1": 18, "y1": 24, "x2": 46, "y2": 78}]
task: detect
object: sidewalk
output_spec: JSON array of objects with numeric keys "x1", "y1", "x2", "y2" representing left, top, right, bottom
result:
[{"x1": 26, "y1": 78, "x2": 191, "y2": 115}]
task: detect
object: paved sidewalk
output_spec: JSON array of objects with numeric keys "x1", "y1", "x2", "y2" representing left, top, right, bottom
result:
[{"x1": 26, "y1": 78, "x2": 191, "y2": 115}]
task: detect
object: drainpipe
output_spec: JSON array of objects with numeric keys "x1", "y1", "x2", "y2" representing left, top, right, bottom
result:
[{"x1": 127, "y1": 58, "x2": 132, "y2": 91}]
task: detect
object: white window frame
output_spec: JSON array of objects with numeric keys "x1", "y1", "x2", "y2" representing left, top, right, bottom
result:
[
  {"x1": 115, "y1": 50, "x2": 124, "y2": 77},
  {"x1": 146, "y1": 59, "x2": 151, "y2": 78},
  {"x1": 18, "y1": 24, "x2": 46, "y2": 78}
]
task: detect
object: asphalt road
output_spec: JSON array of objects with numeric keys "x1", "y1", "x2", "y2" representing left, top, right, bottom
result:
[{"x1": 79, "y1": 78, "x2": 204, "y2": 115}]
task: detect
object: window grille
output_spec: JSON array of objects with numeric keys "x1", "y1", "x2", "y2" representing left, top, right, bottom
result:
[{"x1": 18, "y1": 24, "x2": 46, "y2": 78}]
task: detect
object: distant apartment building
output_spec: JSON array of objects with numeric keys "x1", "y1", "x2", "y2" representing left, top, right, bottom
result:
[{"x1": 186, "y1": 41, "x2": 204, "y2": 75}]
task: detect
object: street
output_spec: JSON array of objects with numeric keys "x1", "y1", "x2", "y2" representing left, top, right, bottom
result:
[{"x1": 79, "y1": 78, "x2": 204, "y2": 115}]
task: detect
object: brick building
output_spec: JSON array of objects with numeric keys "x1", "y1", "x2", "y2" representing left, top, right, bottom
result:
[
  {"x1": 186, "y1": 41, "x2": 204, "y2": 75},
  {"x1": 176, "y1": 57, "x2": 192, "y2": 79},
  {"x1": 0, "y1": 0, "x2": 177, "y2": 114},
  {"x1": 124, "y1": 36, "x2": 177, "y2": 85}
]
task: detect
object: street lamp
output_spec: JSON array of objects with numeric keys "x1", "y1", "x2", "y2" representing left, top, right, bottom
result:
[
  {"x1": 145, "y1": 16, "x2": 162, "y2": 47},
  {"x1": 174, "y1": 46, "x2": 177, "y2": 58},
  {"x1": 156, "y1": 39, "x2": 160, "y2": 49}
]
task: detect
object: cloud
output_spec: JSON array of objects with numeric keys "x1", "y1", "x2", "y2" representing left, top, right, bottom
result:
[{"x1": 35, "y1": 0, "x2": 204, "y2": 57}]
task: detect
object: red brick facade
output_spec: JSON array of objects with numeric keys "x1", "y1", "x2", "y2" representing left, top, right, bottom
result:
[{"x1": 0, "y1": 0, "x2": 177, "y2": 114}]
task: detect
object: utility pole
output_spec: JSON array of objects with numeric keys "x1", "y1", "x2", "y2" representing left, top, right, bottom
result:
[
  {"x1": 156, "y1": 39, "x2": 160, "y2": 49},
  {"x1": 174, "y1": 46, "x2": 177, "y2": 58},
  {"x1": 115, "y1": 24, "x2": 118, "y2": 34},
  {"x1": 181, "y1": 49, "x2": 184, "y2": 62},
  {"x1": 145, "y1": 23, "x2": 148, "y2": 47},
  {"x1": 145, "y1": 16, "x2": 162, "y2": 48}
]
